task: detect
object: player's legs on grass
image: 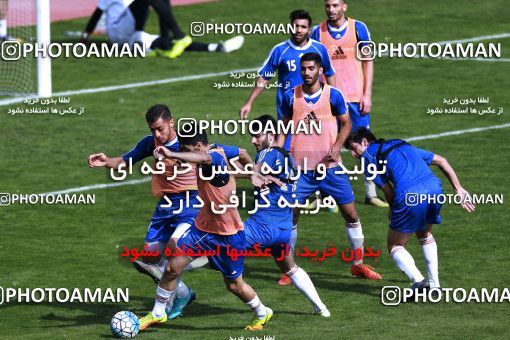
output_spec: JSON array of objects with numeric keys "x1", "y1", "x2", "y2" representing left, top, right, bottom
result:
[
  {"x1": 139, "y1": 254, "x2": 192, "y2": 330},
  {"x1": 388, "y1": 184, "x2": 442, "y2": 289},
  {"x1": 319, "y1": 169, "x2": 382, "y2": 280},
  {"x1": 244, "y1": 218, "x2": 328, "y2": 315},
  {"x1": 226, "y1": 276, "x2": 273, "y2": 331},
  {"x1": 274, "y1": 250, "x2": 329, "y2": 317},
  {"x1": 388, "y1": 229, "x2": 427, "y2": 289},
  {"x1": 282, "y1": 172, "x2": 318, "y2": 285},
  {"x1": 416, "y1": 224, "x2": 440, "y2": 288}
]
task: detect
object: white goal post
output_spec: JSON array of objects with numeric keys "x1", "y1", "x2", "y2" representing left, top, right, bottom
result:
[{"x1": 36, "y1": 0, "x2": 51, "y2": 97}]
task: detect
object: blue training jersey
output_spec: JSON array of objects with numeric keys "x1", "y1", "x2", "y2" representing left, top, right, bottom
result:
[
  {"x1": 362, "y1": 140, "x2": 440, "y2": 193},
  {"x1": 280, "y1": 84, "x2": 348, "y2": 119},
  {"x1": 310, "y1": 18, "x2": 372, "y2": 47},
  {"x1": 122, "y1": 134, "x2": 179, "y2": 163},
  {"x1": 250, "y1": 147, "x2": 296, "y2": 229},
  {"x1": 258, "y1": 39, "x2": 335, "y2": 119}
]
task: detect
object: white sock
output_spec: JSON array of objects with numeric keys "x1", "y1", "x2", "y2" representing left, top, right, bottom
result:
[
  {"x1": 164, "y1": 290, "x2": 177, "y2": 313},
  {"x1": 290, "y1": 224, "x2": 298, "y2": 253},
  {"x1": 175, "y1": 280, "x2": 190, "y2": 299},
  {"x1": 420, "y1": 235, "x2": 440, "y2": 288},
  {"x1": 390, "y1": 246, "x2": 425, "y2": 283},
  {"x1": 0, "y1": 20, "x2": 6, "y2": 37},
  {"x1": 287, "y1": 266, "x2": 326, "y2": 311},
  {"x1": 246, "y1": 295, "x2": 267, "y2": 319},
  {"x1": 208, "y1": 43, "x2": 218, "y2": 52},
  {"x1": 364, "y1": 176, "x2": 377, "y2": 200},
  {"x1": 152, "y1": 285, "x2": 173, "y2": 318},
  {"x1": 345, "y1": 221, "x2": 364, "y2": 265}
]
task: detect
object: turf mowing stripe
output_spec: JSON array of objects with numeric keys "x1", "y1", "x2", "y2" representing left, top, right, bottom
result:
[
  {"x1": 0, "y1": 33, "x2": 509, "y2": 107},
  {"x1": 40, "y1": 122, "x2": 510, "y2": 196}
]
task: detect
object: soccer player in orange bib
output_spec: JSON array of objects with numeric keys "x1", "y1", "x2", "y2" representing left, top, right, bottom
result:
[
  {"x1": 311, "y1": 0, "x2": 388, "y2": 208},
  {"x1": 278, "y1": 52, "x2": 382, "y2": 280},
  {"x1": 138, "y1": 124, "x2": 274, "y2": 331}
]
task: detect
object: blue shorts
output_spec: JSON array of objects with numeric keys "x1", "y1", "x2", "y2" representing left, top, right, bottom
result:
[
  {"x1": 177, "y1": 224, "x2": 245, "y2": 279},
  {"x1": 295, "y1": 167, "x2": 355, "y2": 206},
  {"x1": 390, "y1": 181, "x2": 443, "y2": 233},
  {"x1": 244, "y1": 218, "x2": 291, "y2": 257},
  {"x1": 347, "y1": 102, "x2": 370, "y2": 131},
  {"x1": 145, "y1": 191, "x2": 200, "y2": 243}
]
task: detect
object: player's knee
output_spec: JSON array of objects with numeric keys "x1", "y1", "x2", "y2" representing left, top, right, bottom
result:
[
  {"x1": 388, "y1": 244, "x2": 405, "y2": 254},
  {"x1": 225, "y1": 281, "x2": 240, "y2": 295}
]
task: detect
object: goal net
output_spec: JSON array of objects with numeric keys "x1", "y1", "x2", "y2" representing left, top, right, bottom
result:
[{"x1": 0, "y1": 0, "x2": 51, "y2": 100}]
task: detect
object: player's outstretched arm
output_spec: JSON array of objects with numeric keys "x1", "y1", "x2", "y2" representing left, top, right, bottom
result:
[
  {"x1": 237, "y1": 148, "x2": 254, "y2": 166},
  {"x1": 239, "y1": 77, "x2": 269, "y2": 119},
  {"x1": 87, "y1": 153, "x2": 125, "y2": 169},
  {"x1": 431, "y1": 154, "x2": 475, "y2": 212},
  {"x1": 154, "y1": 146, "x2": 212, "y2": 165}
]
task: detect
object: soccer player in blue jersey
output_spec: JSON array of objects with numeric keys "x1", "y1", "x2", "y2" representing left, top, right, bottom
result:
[
  {"x1": 239, "y1": 9, "x2": 336, "y2": 122},
  {"x1": 278, "y1": 52, "x2": 382, "y2": 280},
  {"x1": 138, "y1": 125, "x2": 274, "y2": 331},
  {"x1": 344, "y1": 128, "x2": 475, "y2": 289},
  {"x1": 247, "y1": 114, "x2": 330, "y2": 316},
  {"x1": 311, "y1": 0, "x2": 387, "y2": 208},
  {"x1": 165, "y1": 115, "x2": 330, "y2": 316},
  {"x1": 87, "y1": 104, "x2": 198, "y2": 318}
]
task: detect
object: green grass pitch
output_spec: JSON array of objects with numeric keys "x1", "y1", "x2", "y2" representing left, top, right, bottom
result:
[{"x1": 0, "y1": 0, "x2": 509, "y2": 338}]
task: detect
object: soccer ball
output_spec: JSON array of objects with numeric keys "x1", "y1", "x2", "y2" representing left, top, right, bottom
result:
[{"x1": 110, "y1": 311, "x2": 139, "y2": 338}]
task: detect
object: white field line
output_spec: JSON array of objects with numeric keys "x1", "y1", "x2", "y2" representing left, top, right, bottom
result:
[
  {"x1": 1, "y1": 33, "x2": 509, "y2": 107},
  {"x1": 40, "y1": 122, "x2": 510, "y2": 195}
]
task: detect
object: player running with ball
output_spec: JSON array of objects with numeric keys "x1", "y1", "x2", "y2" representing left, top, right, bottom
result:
[
  {"x1": 344, "y1": 128, "x2": 475, "y2": 290},
  {"x1": 87, "y1": 105, "x2": 198, "y2": 319},
  {"x1": 138, "y1": 124, "x2": 275, "y2": 331}
]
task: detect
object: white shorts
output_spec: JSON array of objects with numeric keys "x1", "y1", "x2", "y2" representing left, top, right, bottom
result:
[{"x1": 107, "y1": 9, "x2": 135, "y2": 44}]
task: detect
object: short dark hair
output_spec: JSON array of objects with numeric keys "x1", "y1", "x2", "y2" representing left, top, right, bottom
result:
[
  {"x1": 290, "y1": 9, "x2": 312, "y2": 27},
  {"x1": 177, "y1": 120, "x2": 208, "y2": 147},
  {"x1": 146, "y1": 104, "x2": 172, "y2": 125},
  {"x1": 252, "y1": 114, "x2": 277, "y2": 135},
  {"x1": 300, "y1": 52, "x2": 322, "y2": 67},
  {"x1": 344, "y1": 127, "x2": 377, "y2": 149}
]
